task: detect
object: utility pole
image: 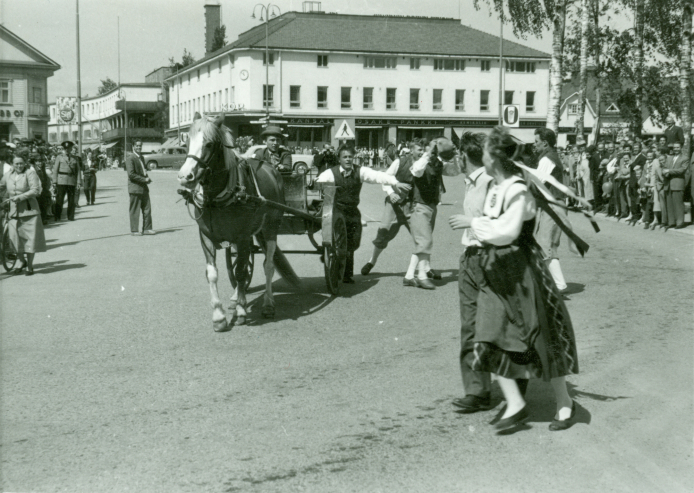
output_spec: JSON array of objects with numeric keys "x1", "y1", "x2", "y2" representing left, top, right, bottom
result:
[{"x1": 76, "y1": 0, "x2": 83, "y2": 157}]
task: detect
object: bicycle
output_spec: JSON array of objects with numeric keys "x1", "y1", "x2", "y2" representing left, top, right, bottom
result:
[{"x1": 1, "y1": 199, "x2": 18, "y2": 272}]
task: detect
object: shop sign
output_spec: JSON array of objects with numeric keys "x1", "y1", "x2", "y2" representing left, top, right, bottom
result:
[
  {"x1": 287, "y1": 118, "x2": 333, "y2": 125},
  {"x1": 0, "y1": 108, "x2": 24, "y2": 119},
  {"x1": 57, "y1": 96, "x2": 78, "y2": 123}
]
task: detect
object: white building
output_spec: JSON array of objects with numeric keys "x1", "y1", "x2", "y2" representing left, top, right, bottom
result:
[
  {"x1": 48, "y1": 83, "x2": 167, "y2": 154},
  {"x1": 166, "y1": 11, "x2": 551, "y2": 148},
  {"x1": 0, "y1": 25, "x2": 60, "y2": 143}
]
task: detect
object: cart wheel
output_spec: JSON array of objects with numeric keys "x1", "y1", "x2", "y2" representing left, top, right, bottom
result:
[
  {"x1": 226, "y1": 246, "x2": 254, "y2": 291},
  {"x1": 324, "y1": 214, "x2": 347, "y2": 295},
  {"x1": 2, "y1": 223, "x2": 17, "y2": 272}
]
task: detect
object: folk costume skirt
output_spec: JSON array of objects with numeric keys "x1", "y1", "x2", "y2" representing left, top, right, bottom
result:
[
  {"x1": 9, "y1": 215, "x2": 46, "y2": 254},
  {"x1": 471, "y1": 242, "x2": 579, "y2": 381}
]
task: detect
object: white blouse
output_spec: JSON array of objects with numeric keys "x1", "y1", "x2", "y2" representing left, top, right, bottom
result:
[{"x1": 470, "y1": 176, "x2": 537, "y2": 246}]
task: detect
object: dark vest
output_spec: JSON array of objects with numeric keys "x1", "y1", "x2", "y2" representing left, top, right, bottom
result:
[
  {"x1": 331, "y1": 165, "x2": 362, "y2": 209},
  {"x1": 395, "y1": 155, "x2": 414, "y2": 184},
  {"x1": 412, "y1": 158, "x2": 443, "y2": 205}
]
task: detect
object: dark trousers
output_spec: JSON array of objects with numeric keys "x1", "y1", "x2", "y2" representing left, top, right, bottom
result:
[
  {"x1": 640, "y1": 195, "x2": 653, "y2": 224},
  {"x1": 342, "y1": 206, "x2": 362, "y2": 279},
  {"x1": 55, "y1": 184, "x2": 76, "y2": 220},
  {"x1": 627, "y1": 184, "x2": 640, "y2": 216},
  {"x1": 592, "y1": 179, "x2": 603, "y2": 210},
  {"x1": 129, "y1": 193, "x2": 153, "y2": 233},
  {"x1": 84, "y1": 174, "x2": 97, "y2": 204},
  {"x1": 665, "y1": 190, "x2": 685, "y2": 227},
  {"x1": 615, "y1": 179, "x2": 629, "y2": 217},
  {"x1": 458, "y1": 250, "x2": 491, "y2": 398}
]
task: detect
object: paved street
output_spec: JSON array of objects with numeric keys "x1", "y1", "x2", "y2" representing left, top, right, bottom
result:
[{"x1": 1, "y1": 169, "x2": 692, "y2": 493}]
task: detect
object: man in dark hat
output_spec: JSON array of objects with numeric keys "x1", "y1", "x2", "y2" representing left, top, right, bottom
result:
[
  {"x1": 253, "y1": 126, "x2": 292, "y2": 172},
  {"x1": 51, "y1": 141, "x2": 82, "y2": 221}
]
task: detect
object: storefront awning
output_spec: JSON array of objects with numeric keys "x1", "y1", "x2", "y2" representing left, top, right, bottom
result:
[
  {"x1": 102, "y1": 142, "x2": 117, "y2": 149},
  {"x1": 287, "y1": 124, "x2": 325, "y2": 128},
  {"x1": 356, "y1": 125, "x2": 382, "y2": 129}
]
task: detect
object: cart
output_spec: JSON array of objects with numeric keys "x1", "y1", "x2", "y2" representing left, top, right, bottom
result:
[{"x1": 226, "y1": 171, "x2": 348, "y2": 295}]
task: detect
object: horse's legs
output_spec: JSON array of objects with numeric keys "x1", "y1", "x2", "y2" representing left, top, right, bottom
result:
[
  {"x1": 233, "y1": 240, "x2": 251, "y2": 325},
  {"x1": 262, "y1": 239, "x2": 277, "y2": 318},
  {"x1": 225, "y1": 247, "x2": 238, "y2": 312},
  {"x1": 201, "y1": 232, "x2": 229, "y2": 332}
]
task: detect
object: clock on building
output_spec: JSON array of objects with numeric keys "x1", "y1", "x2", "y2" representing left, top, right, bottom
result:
[{"x1": 239, "y1": 70, "x2": 249, "y2": 80}]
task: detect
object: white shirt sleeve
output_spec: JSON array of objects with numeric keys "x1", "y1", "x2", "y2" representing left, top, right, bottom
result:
[
  {"x1": 316, "y1": 168, "x2": 336, "y2": 183},
  {"x1": 410, "y1": 154, "x2": 430, "y2": 177},
  {"x1": 382, "y1": 158, "x2": 400, "y2": 194},
  {"x1": 470, "y1": 187, "x2": 537, "y2": 246},
  {"x1": 359, "y1": 166, "x2": 399, "y2": 186},
  {"x1": 536, "y1": 156, "x2": 555, "y2": 179}
]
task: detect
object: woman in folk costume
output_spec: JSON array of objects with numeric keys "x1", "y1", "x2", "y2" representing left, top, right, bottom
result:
[{"x1": 453, "y1": 127, "x2": 583, "y2": 432}]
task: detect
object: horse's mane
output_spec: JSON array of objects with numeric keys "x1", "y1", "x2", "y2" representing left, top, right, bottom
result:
[{"x1": 190, "y1": 116, "x2": 235, "y2": 149}]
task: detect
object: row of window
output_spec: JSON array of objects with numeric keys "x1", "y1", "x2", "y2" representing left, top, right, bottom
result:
[
  {"x1": 271, "y1": 86, "x2": 536, "y2": 112},
  {"x1": 173, "y1": 87, "x2": 234, "y2": 123},
  {"x1": 0, "y1": 81, "x2": 43, "y2": 104},
  {"x1": 177, "y1": 55, "x2": 538, "y2": 88}
]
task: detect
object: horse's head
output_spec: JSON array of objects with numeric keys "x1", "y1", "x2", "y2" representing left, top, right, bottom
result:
[{"x1": 177, "y1": 112, "x2": 234, "y2": 189}]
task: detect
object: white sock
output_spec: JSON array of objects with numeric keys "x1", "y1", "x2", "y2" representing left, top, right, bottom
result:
[
  {"x1": 547, "y1": 259, "x2": 567, "y2": 291},
  {"x1": 405, "y1": 254, "x2": 418, "y2": 279},
  {"x1": 417, "y1": 259, "x2": 429, "y2": 280}
]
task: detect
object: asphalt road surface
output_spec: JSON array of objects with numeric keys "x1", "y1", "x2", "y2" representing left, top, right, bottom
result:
[{"x1": 1, "y1": 169, "x2": 692, "y2": 493}]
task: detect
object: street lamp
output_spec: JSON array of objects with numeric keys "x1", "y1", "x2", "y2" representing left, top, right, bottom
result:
[{"x1": 251, "y1": 3, "x2": 281, "y2": 122}]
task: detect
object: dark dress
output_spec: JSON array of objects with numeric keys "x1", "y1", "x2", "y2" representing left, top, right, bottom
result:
[{"x1": 471, "y1": 176, "x2": 579, "y2": 381}]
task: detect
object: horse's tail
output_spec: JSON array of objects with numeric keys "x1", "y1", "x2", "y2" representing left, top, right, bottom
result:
[
  {"x1": 256, "y1": 233, "x2": 301, "y2": 288},
  {"x1": 273, "y1": 246, "x2": 301, "y2": 288}
]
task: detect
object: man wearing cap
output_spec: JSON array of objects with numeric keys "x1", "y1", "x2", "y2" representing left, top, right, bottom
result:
[
  {"x1": 126, "y1": 140, "x2": 155, "y2": 235},
  {"x1": 401, "y1": 137, "x2": 460, "y2": 289},
  {"x1": 51, "y1": 141, "x2": 82, "y2": 221},
  {"x1": 253, "y1": 126, "x2": 292, "y2": 173}
]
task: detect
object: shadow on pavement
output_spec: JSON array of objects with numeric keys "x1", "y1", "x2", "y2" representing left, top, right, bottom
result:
[
  {"x1": 34, "y1": 259, "x2": 87, "y2": 275},
  {"x1": 46, "y1": 227, "x2": 185, "y2": 250}
]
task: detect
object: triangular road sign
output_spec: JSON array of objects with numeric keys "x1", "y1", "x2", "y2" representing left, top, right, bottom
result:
[{"x1": 335, "y1": 120, "x2": 355, "y2": 140}]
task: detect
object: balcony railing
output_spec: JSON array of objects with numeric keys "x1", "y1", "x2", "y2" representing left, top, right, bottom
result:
[
  {"x1": 28, "y1": 103, "x2": 49, "y2": 117},
  {"x1": 102, "y1": 127, "x2": 164, "y2": 141}
]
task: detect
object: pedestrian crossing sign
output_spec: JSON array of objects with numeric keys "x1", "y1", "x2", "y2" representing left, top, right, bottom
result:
[{"x1": 335, "y1": 120, "x2": 356, "y2": 140}]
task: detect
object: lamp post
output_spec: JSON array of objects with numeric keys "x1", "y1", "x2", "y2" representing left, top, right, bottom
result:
[{"x1": 252, "y1": 3, "x2": 281, "y2": 123}]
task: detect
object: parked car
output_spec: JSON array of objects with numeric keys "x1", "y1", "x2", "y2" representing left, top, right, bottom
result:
[
  {"x1": 145, "y1": 147, "x2": 188, "y2": 170},
  {"x1": 242, "y1": 145, "x2": 314, "y2": 174}
]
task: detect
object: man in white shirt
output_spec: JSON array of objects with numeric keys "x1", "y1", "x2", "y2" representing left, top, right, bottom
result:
[
  {"x1": 533, "y1": 128, "x2": 568, "y2": 292},
  {"x1": 359, "y1": 139, "x2": 426, "y2": 279},
  {"x1": 316, "y1": 145, "x2": 410, "y2": 283},
  {"x1": 448, "y1": 132, "x2": 495, "y2": 412}
]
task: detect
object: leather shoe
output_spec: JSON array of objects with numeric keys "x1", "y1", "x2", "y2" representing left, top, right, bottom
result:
[
  {"x1": 131, "y1": 232, "x2": 143, "y2": 236},
  {"x1": 143, "y1": 230, "x2": 156, "y2": 235},
  {"x1": 403, "y1": 277, "x2": 417, "y2": 287},
  {"x1": 25, "y1": 268, "x2": 34, "y2": 276},
  {"x1": 549, "y1": 401, "x2": 576, "y2": 431},
  {"x1": 361, "y1": 262, "x2": 374, "y2": 276},
  {"x1": 426, "y1": 269, "x2": 442, "y2": 280},
  {"x1": 452, "y1": 394, "x2": 491, "y2": 413},
  {"x1": 415, "y1": 278, "x2": 436, "y2": 290},
  {"x1": 495, "y1": 406, "x2": 529, "y2": 431}
]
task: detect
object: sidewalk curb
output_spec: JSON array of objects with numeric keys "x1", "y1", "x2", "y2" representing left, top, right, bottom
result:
[{"x1": 589, "y1": 213, "x2": 694, "y2": 237}]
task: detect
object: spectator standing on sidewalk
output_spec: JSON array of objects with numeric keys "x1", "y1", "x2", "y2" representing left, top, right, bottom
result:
[{"x1": 126, "y1": 140, "x2": 155, "y2": 236}]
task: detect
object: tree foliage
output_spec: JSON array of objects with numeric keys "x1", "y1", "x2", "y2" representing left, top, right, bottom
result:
[
  {"x1": 169, "y1": 49, "x2": 196, "y2": 71},
  {"x1": 211, "y1": 25, "x2": 227, "y2": 52},
  {"x1": 97, "y1": 77, "x2": 118, "y2": 95}
]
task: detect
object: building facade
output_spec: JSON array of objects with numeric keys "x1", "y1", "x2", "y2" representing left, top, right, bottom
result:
[
  {"x1": 166, "y1": 11, "x2": 551, "y2": 147},
  {"x1": 48, "y1": 83, "x2": 167, "y2": 154},
  {"x1": 0, "y1": 25, "x2": 60, "y2": 143}
]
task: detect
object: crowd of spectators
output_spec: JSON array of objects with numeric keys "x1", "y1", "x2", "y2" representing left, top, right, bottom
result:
[{"x1": 558, "y1": 131, "x2": 693, "y2": 230}]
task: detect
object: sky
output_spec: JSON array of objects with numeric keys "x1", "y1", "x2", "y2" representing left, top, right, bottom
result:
[{"x1": 2, "y1": 0, "x2": 563, "y2": 101}]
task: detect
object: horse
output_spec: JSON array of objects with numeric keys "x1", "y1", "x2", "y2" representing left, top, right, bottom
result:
[{"x1": 177, "y1": 112, "x2": 299, "y2": 331}]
